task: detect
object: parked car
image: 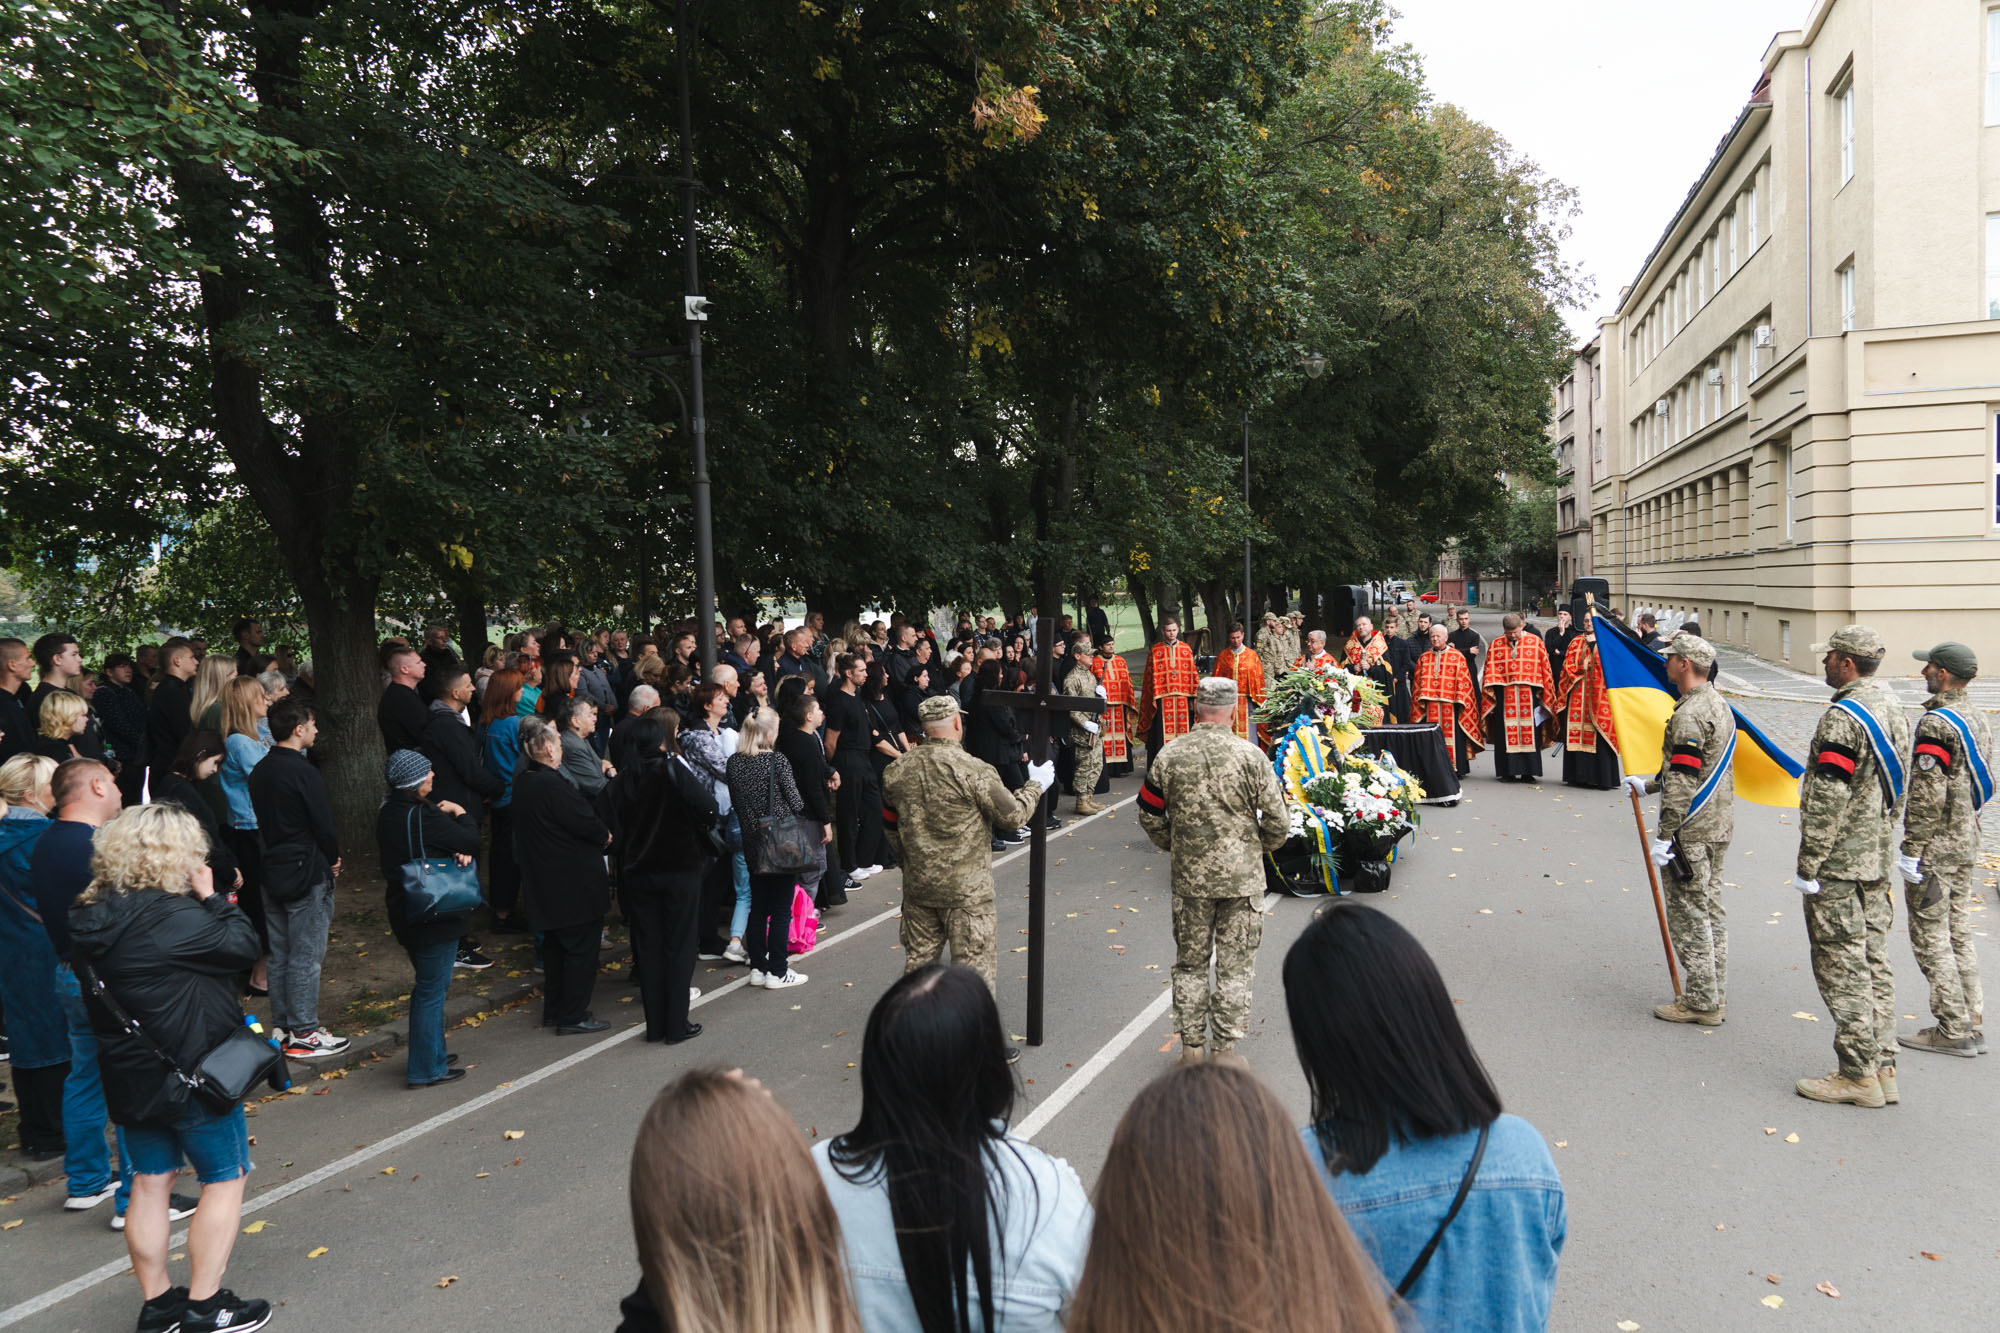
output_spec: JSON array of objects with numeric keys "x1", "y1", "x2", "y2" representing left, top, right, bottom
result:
[{"x1": 1418, "y1": 591, "x2": 1441, "y2": 603}]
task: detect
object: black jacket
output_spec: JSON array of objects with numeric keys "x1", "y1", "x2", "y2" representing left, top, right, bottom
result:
[
  {"x1": 95, "y1": 680, "x2": 147, "y2": 765},
  {"x1": 511, "y1": 762, "x2": 610, "y2": 930},
  {"x1": 0, "y1": 682, "x2": 28, "y2": 763},
  {"x1": 375, "y1": 792, "x2": 482, "y2": 947},
  {"x1": 775, "y1": 729, "x2": 833, "y2": 824},
  {"x1": 145, "y1": 674, "x2": 193, "y2": 773},
  {"x1": 69, "y1": 887, "x2": 262, "y2": 1127},
  {"x1": 422, "y1": 704, "x2": 502, "y2": 811},
  {"x1": 152, "y1": 771, "x2": 240, "y2": 886},
  {"x1": 377, "y1": 682, "x2": 429, "y2": 753},
  {"x1": 246, "y1": 747, "x2": 339, "y2": 863},
  {"x1": 609, "y1": 753, "x2": 717, "y2": 881}
]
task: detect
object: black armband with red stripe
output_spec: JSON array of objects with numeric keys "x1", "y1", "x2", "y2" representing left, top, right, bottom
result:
[
  {"x1": 1138, "y1": 775, "x2": 1167, "y2": 816},
  {"x1": 1669, "y1": 741, "x2": 1704, "y2": 773},
  {"x1": 1814, "y1": 741, "x2": 1859, "y2": 782},
  {"x1": 881, "y1": 802, "x2": 899, "y2": 828},
  {"x1": 1914, "y1": 740, "x2": 1954, "y2": 770}
]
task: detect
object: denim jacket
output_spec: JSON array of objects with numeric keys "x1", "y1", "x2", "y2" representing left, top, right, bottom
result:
[
  {"x1": 1301, "y1": 1113, "x2": 1565, "y2": 1333},
  {"x1": 813, "y1": 1131, "x2": 1092, "y2": 1333},
  {"x1": 221, "y1": 732, "x2": 269, "y2": 830}
]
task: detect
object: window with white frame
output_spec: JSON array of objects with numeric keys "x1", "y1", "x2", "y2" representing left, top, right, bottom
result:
[
  {"x1": 1749, "y1": 331, "x2": 1762, "y2": 380},
  {"x1": 1727, "y1": 210, "x2": 1738, "y2": 272},
  {"x1": 1711, "y1": 362, "x2": 1724, "y2": 418},
  {"x1": 1839, "y1": 262, "x2": 1856, "y2": 331},
  {"x1": 1730, "y1": 343, "x2": 1741, "y2": 407},
  {"x1": 1746, "y1": 183, "x2": 1759, "y2": 250},
  {"x1": 1694, "y1": 245, "x2": 1705, "y2": 306},
  {"x1": 1710, "y1": 234, "x2": 1722, "y2": 296},
  {"x1": 1783, "y1": 444, "x2": 1796, "y2": 539},
  {"x1": 1988, "y1": 213, "x2": 2000, "y2": 319},
  {"x1": 1987, "y1": 8, "x2": 2000, "y2": 125},
  {"x1": 1593, "y1": 426, "x2": 1603, "y2": 467},
  {"x1": 1838, "y1": 81, "x2": 1856, "y2": 185}
]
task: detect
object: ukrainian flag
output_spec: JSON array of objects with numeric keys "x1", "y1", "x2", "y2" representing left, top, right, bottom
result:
[{"x1": 1594, "y1": 614, "x2": 1803, "y2": 808}]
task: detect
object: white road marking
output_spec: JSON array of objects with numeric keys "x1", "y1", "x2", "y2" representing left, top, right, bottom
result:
[{"x1": 0, "y1": 793, "x2": 1140, "y2": 1327}]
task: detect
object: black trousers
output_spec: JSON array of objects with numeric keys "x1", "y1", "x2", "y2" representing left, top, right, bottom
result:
[
  {"x1": 745, "y1": 872, "x2": 793, "y2": 979},
  {"x1": 540, "y1": 921, "x2": 602, "y2": 1026},
  {"x1": 833, "y1": 758, "x2": 885, "y2": 871},
  {"x1": 10, "y1": 1061, "x2": 69, "y2": 1152},
  {"x1": 487, "y1": 806, "x2": 522, "y2": 919},
  {"x1": 696, "y1": 853, "x2": 736, "y2": 954},
  {"x1": 620, "y1": 873, "x2": 700, "y2": 1039},
  {"x1": 224, "y1": 826, "x2": 269, "y2": 952}
]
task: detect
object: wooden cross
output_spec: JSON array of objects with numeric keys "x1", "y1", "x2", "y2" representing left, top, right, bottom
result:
[{"x1": 979, "y1": 616, "x2": 1107, "y2": 1045}]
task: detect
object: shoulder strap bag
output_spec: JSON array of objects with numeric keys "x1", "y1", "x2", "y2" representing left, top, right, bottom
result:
[
  {"x1": 74, "y1": 957, "x2": 290, "y2": 1115},
  {"x1": 398, "y1": 804, "x2": 486, "y2": 922},
  {"x1": 1395, "y1": 1121, "x2": 1489, "y2": 1300},
  {"x1": 749, "y1": 756, "x2": 818, "y2": 876}
]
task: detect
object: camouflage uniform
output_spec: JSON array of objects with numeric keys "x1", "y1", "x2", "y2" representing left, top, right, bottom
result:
[
  {"x1": 1646, "y1": 678, "x2": 1735, "y2": 1014},
  {"x1": 1796, "y1": 676, "x2": 1911, "y2": 1078},
  {"x1": 1901, "y1": 686, "x2": 1991, "y2": 1039},
  {"x1": 882, "y1": 737, "x2": 1043, "y2": 993},
  {"x1": 1256, "y1": 624, "x2": 1286, "y2": 668},
  {"x1": 1063, "y1": 658, "x2": 1105, "y2": 802},
  {"x1": 1137, "y1": 721, "x2": 1290, "y2": 1053}
]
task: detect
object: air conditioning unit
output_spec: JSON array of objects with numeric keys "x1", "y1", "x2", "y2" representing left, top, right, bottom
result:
[
  {"x1": 1705, "y1": 369, "x2": 1723, "y2": 385},
  {"x1": 1654, "y1": 399, "x2": 1670, "y2": 417},
  {"x1": 1753, "y1": 324, "x2": 1774, "y2": 347}
]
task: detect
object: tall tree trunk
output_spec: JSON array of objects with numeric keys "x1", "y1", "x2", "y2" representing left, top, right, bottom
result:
[
  {"x1": 450, "y1": 577, "x2": 489, "y2": 663},
  {"x1": 302, "y1": 588, "x2": 387, "y2": 839},
  {"x1": 1128, "y1": 573, "x2": 1156, "y2": 645},
  {"x1": 1152, "y1": 579, "x2": 1179, "y2": 627}
]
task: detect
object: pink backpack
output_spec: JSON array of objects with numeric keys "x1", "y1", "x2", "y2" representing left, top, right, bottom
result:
[{"x1": 789, "y1": 886, "x2": 820, "y2": 955}]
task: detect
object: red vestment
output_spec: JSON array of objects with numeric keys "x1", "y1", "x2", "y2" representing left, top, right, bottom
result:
[
  {"x1": 1138, "y1": 640, "x2": 1198, "y2": 745},
  {"x1": 1292, "y1": 650, "x2": 1337, "y2": 674},
  {"x1": 1089, "y1": 652, "x2": 1138, "y2": 763},
  {"x1": 1482, "y1": 633, "x2": 1555, "y2": 754},
  {"x1": 1413, "y1": 645, "x2": 1484, "y2": 765},
  {"x1": 1343, "y1": 631, "x2": 1388, "y2": 675},
  {"x1": 1212, "y1": 647, "x2": 1268, "y2": 746},
  {"x1": 1557, "y1": 636, "x2": 1617, "y2": 753}
]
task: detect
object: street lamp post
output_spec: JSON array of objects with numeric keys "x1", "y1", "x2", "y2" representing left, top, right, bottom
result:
[
  {"x1": 677, "y1": 0, "x2": 717, "y2": 676},
  {"x1": 1242, "y1": 352, "x2": 1327, "y2": 627}
]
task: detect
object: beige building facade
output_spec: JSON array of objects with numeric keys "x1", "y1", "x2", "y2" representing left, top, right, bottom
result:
[{"x1": 1590, "y1": 0, "x2": 2000, "y2": 668}]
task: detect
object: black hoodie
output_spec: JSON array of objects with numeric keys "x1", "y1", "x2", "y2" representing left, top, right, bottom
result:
[{"x1": 69, "y1": 886, "x2": 261, "y2": 1127}]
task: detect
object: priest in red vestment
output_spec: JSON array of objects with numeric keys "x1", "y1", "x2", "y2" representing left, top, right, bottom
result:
[
  {"x1": 1413, "y1": 624, "x2": 1485, "y2": 775},
  {"x1": 1211, "y1": 622, "x2": 1268, "y2": 747},
  {"x1": 1292, "y1": 629, "x2": 1337, "y2": 674},
  {"x1": 1555, "y1": 619, "x2": 1621, "y2": 790},
  {"x1": 1137, "y1": 617, "x2": 1199, "y2": 765},
  {"x1": 1089, "y1": 633, "x2": 1138, "y2": 775},
  {"x1": 1480, "y1": 613, "x2": 1555, "y2": 782}
]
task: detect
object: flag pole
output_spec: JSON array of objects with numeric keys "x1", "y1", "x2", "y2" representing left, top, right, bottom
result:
[{"x1": 1629, "y1": 789, "x2": 1683, "y2": 997}]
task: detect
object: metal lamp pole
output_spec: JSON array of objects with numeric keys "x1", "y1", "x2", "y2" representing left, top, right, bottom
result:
[{"x1": 677, "y1": 0, "x2": 717, "y2": 676}]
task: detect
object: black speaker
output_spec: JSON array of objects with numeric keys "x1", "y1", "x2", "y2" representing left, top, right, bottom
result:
[
  {"x1": 1329, "y1": 585, "x2": 1371, "y2": 633},
  {"x1": 1570, "y1": 577, "x2": 1612, "y2": 624}
]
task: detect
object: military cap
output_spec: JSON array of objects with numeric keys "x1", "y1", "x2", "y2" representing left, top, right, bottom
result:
[
  {"x1": 1809, "y1": 625, "x2": 1885, "y2": 661},
  {"x1": 1913, "y1": 641, "x2": 1978, "y2": 679},
  {"x1": 1195, "y1": 676, "x2": 1238, "y2": 709},
  {"x1": 917, "y1": 693, "x2": 961, "y2": 724},
  {"x1": 1662, "y1": 632, "x2": 1716, "y2": 670}
]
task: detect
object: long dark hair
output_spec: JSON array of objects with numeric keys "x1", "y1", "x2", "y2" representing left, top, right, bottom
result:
[
  {"x1": 829, "y1": 965, "x2": 1020, "y2": 1333},
  {"x1": 1283, "y1": 904, "x2": 1501, "y2": 1174}
]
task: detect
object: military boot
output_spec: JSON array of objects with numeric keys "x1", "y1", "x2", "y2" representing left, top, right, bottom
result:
[
  {"x1": 1976, "y1": 1026, "x2": 1988, "y2": 1055},
  {"x1": 1876, "y1": 1065, "x2": 1898, "y2": 1104},
  {"x1": 1176, "y1": 1043, "x2": 1206, "y2": 1068},
  {"x1": 1074, "y1": 796, "x2": 1104, "y2": 816},
  {"x1": 1653, "y1": 999, "x2": 1724, "y2": 1026},
  {"x1": 1901, "y1": 1026, "x2": 1979, "y2": 1058},
  {"x1": 1794, "y1": 1070, "x2": 1886, "y2": 1108}
]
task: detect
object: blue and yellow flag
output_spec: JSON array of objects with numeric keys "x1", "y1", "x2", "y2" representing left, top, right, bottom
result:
[{"x1": 1593, "y1": 614, "x2": 1803, "y2": 808}]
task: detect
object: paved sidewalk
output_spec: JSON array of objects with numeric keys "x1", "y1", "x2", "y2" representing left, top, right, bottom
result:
[{"x1": 1713, "y1": 644, "x2": 2000, "y2": 711}]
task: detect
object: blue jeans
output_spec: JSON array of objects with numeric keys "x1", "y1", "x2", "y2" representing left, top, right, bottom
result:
[
  {"x1": 727, "y1": 814, "x2": 751, "y2": 940},
  {"x1": 55, "y1": 967, "x2": 132, "y2": 1210},
  {"x1": 124, "y1": 1101, "x2": 252, "y2": 1184},
  {"x1": 403, "y1": 938, "x2": 458, "y2": 1084}
]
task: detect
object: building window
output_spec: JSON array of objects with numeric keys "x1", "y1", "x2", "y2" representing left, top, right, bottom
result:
[
  {"x1": 1988, "y1": 7, "x2": 2000, "y2": 125},
  {"x1": 1694, "y1": 245, "x2": 1705, "y2": 306},
  {"x1": 1723, "y1": 609, "x2": 1732, "y2": 643},
  {"x1": 1593, "y1": 426, "x2": 1604, "y2": 467},
  {"x1": 1746, "y1": 183, "x2": 1759, "y2": 250},
  {"x1": 1727, "y1": 210, "x2": 1738, "y2": 272},
  {"x1": 1838, "y1": 82, "x2": 1856, "y2": 185},
  {"x1": 1710, "y1": 235, "x2": 1722, "y2": 297},
  {"x1": 1780, "y1": 620, "x2": 1792, "y2": 663},
  {"x1": 1783, "y1": 444, "x2": 1796, "y2": 540},
  {"x1": 1988, "y1": 213, "x2": 2000, "y2": 319},
  {"x1": 1839, "y1": 262, "x2": 1856, "y2": 331},
  {"x1": 1992, "y1": 413, "x2": 2000, "y2": 527},
  {"x1": 1730, "y1": 343, "x2": 1741, "y2": 407},
  {"x1": 1711, "y1": 363, "x2": 1724, "y2": 419}
]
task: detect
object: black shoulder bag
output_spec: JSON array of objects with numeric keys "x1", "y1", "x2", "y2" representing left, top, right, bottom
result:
[
  {"x1": 748, "y1": 756, "x2": 817, "y2": 875},
  {"x1": 1395, "y1": 1122, "x2": 1490, "y2": 1299},
  {"x1": 74, "y1": 959, "x2": 290, "y2": 1116}
]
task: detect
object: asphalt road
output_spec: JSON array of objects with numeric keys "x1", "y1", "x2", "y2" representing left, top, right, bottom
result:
[{"x1": 4, "y1": 740, "x2": 1996, "y2": 1332}]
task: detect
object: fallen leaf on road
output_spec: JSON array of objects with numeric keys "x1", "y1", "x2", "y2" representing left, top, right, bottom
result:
[
  {"x1": 1553, "y1": 1140, "x2": 1568, "y2": 1148},
  {"x1": 1760, "y1": 1295, "x2": 1783, "y2": 1308},
  {"x1": 242, "y1": 1220, "x2": 270, "y2": 1234},
  {"x1": 474, "y1": 1173, "x2": 490, "y2": 1179},
  {"x1": 1920, "y1": 1251, "x2": 1941, "y2": 1261},
  {"x1": 308, "y1": 1247, "x2": 329, "y2": 1258},
  {"x1": 1010, "y1": 946, "x2": 1027, "y2": 953},
  {"x1": 1764, "y1": 1127, "x2": 1777, "y2": 1134},
  {"x1": 503, "y1": 1130, "x2": 525, "y2": 1140},
  {"x1": 1, "y1": 1220, "x2": 21, "y2": 1231},
  {"x1": 1715, "y1": 1224, "x2": 1727, "y2": 1230},
  {"x1": 1617, "y1": 1323, "x2": 1641, "y2": 1332},
  {"x1": 1476, "y1": 908, "x2": 1492, "y2": 914},
  {"x1": 1784, "y1": 1133, "x2": 1799, "y2": 1144},
  {"x1": 1765, "y1": 1274, "x2": 1780, "y2": 1284},
  {"x1": 1790, "y1": 1012, "x2": 1820, "y2": 1022},
  {"x1": 1816, "y1": 1282, "x2": 1840, "y2": 1298},
  {"x1": 436, "y1": 1275, "x2": 458, "y2": 1288},
  {"x1": 381, "y1": 1167, "x2": 396, "y2": 1175}
]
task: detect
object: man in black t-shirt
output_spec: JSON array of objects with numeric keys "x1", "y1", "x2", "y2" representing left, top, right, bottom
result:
[{"x1": 822, "y1": 654, "x2": 886, "y2": 878}]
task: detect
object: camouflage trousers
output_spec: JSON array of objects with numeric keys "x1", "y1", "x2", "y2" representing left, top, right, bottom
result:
[
  {"x1": 1803, "y1": 879, "x2": 1900, "y2": 1077},
  {"x1": 1665, "y1": 841, "x2": 1728, "y2": 1012},
  {"x1": 1071, "y1": 731, "x2": 1104, "y2": 800},
  {"x1": 1906, "y1": 863, "x2": 1982, "y2": 1039},
  {"x1": 901, "y1": 892, "x2": 997, "y2": 994},
  {"x1": 1172, "y1": 894, "x2": 1263, "y2": 1051}
]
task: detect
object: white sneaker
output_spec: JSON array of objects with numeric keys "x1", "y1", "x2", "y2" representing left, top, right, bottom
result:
[
  {"x1": 64, "y1": 1184, "x2": 116, "y2": 1211},
  {"x1": 723, "y1": 940, "x2": 750, "y2": 964},
  {"x1": 765, "y1": 970, "x2": 808, "y2": 989},
  {"x1": 860, "y1": 865, "x2": 884, "y2": 879},
  {"x1": 749, "y1": 970, "x2": 769, "y2": 988},
  {"x1": 281, "y1": 1028, "x2": 350, "y2": 1059},
  {"x1": 689, "y1": 987, "x2": 702, "y2": 1003}
]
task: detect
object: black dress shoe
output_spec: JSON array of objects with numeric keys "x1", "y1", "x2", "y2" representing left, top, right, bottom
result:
[
  {"x1": 661, "y1": 1024, "x2": 703, "y2": 1045},
  {"x1": 408, "y1": 1068, "x2": 467, "y2": 1088},
  {"x1": 557, "y1": 1018, "x2": 611, "y2": 1035},
  {"x1": 446, "y1": 1052, "x2": 460, "y2": 1066}
]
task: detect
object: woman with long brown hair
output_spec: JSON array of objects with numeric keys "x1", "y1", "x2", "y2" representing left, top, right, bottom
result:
[
  {"x1": 1066, "y1": 1062, "x2": 1398, "y2": 1333},
  {"x1": 620, "y1": 1068, "x2": 859, "y2": 1333}
]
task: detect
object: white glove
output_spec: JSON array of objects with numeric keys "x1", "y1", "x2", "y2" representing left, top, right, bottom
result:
[
  {"x1": 1026, "y1": 761, "x2": 1056, "y2": 791},
  {"x1": 1621, "y1": 775, "x2": 1650, "y2": 797},
  {"x1": 1897, "y1": 854, "x2": 1923, "y2": 886},
  {"x1": 1080, "y1": 718, "x2": 1099, "y2": 734},
  {"x1": 1095, "y1": 684, "x2": 1108, "y2": 699},
  {"x1": 1792, "y1": 876, "x2": 1822, "y2": 896},
  {"x1": 1649, "y1": 838, "x2": 1674, "y2": 868}
]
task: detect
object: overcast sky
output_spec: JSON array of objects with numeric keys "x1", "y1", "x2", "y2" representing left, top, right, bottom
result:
[{"x1": 1387, "y1": 0, "x2": 1810, "y2": 343}]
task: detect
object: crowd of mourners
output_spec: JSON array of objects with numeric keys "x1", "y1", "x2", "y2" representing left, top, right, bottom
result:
[{"x1": 0, "y1": 608, "x2": 1566, "y2": 1333}]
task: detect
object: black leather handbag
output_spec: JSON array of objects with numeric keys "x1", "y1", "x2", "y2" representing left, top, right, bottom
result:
[{"x1": 748, "y1": 756, "x2": 817, "y2": 875}]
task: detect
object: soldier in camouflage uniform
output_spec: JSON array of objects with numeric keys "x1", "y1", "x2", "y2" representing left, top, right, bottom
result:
[
  {"x1": 882, "y1": 695, "x2": 1048, "y2": 1022},
  {"x1": 1256, "y1": 614, "x2": 1286, "y2": 671},
  {"x1": 1062, "y1": 632, "x2": 1106, "y2": 815},
  {"x1": 1898, "y1": 642, "x2": 1992, "y2": 1058},
  {"x1": 1628, "y1": 633, "x2": 1735, "y2": 1026},
  {"x1": 1792, "y1": 625, "x2": 1912, "y2": 1108},
  {"x1": 1137, "y1": 676, "x2": 1290, "y2": 1065}
]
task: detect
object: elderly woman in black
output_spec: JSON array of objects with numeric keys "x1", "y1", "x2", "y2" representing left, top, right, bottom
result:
[
  {"x1": 511, "y1": 716, "x2": 612, "y2": 1034},
  {"x1": 608, "y1": 709, "x2": 715, "y2": 1045}
]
